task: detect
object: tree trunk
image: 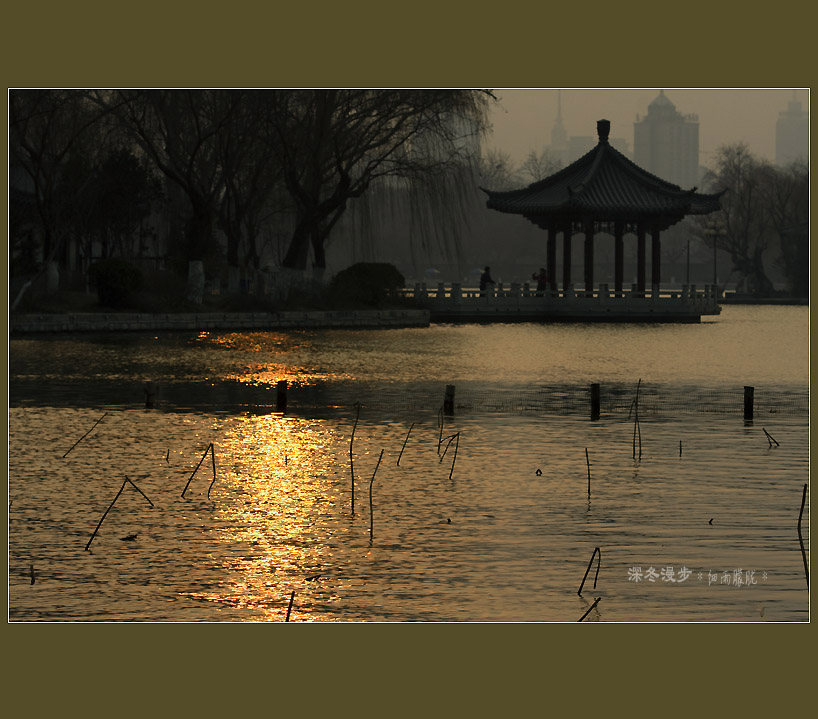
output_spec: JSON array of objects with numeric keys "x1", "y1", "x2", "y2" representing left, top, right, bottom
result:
[{"x1": 282, "y1": 222, "x2": 312, "y2": 270}]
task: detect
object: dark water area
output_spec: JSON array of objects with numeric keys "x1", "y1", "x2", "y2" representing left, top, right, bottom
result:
[{"x1": 8, "y1": 306, "x2": 809, "y2": 622}]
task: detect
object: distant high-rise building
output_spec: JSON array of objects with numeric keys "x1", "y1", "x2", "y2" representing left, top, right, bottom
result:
[
  {"x1": 549, "y1": 91, "x2": 630, "y2": 165},
  {"x1": 775, "y1": 93, "x2": 809, "y2": 166},
  {"x1": 633, "y1": 90, "x2": 699, "y2": 188},
  {"x1": 550, "y1": 90, "x2": 570, "y2": 166}
]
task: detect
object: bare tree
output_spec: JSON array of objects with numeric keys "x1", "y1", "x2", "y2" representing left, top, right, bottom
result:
[
  {"x1": 695, "y1": 143, "x2": 776, "y2": 296},
  {"x1": 766, "y1": 159, "x2": 809, "y2": 296},
  {"x1": 93, "y1": 89, "x2": 242, "y2": 272},
  {"x1": 518, "y1": 148, "x2": 563, "y2": 183},
  {"x1": 9, "y1": 90, "x2": 112, "y2": 307},
  {"x1": 215, "y1": 92, "x2": 287, "y2": 269},
  {"x1": 261, "y1": 89, "x2": 494, "y2": 272},
  {"x1": 476, "y1": 148, "x2": 521, "y2": 191}
]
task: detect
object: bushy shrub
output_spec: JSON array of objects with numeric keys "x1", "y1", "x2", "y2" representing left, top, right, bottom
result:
[
  {"x1": 329, "y1": 262, "x2": 405, "y2": 307},
  {"x1": 88, "y1": 259, "x2": 143, "y2": 308}
]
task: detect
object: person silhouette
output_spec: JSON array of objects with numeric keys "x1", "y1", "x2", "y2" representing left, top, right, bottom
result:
[
  {"x1": 479, "y1": 266, "x2": 495, "y2": 296},
  {"x1": 532, "y1": 267, "x2": 548, "y2": 294}
]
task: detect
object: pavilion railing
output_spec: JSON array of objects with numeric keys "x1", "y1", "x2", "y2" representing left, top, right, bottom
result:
[{"x1": 398, "y1": 282, "x2": 722, "y2": 307}]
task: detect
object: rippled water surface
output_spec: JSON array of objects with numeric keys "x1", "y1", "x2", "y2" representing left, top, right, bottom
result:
[{"x1": 8, "y1": 306, "x2": 809, "y2": 622}]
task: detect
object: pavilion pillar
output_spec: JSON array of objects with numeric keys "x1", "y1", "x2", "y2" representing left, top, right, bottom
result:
[
  {"x1": 614, "y1": 221, "x2": 624, "y2": 295},
  {"x1": 637, "y1": 223, "x2": 646, "y2": 296},
  {"x1": 562, "y1": 223, "x2": 572, "y2": 292},
  {"x1": 547, "y1": 220, "x2": 557, "y2": 293},
  {"x1": 651, "y1": 227, "x2": 661, "y2": 293},
  {"x1": 583, "y1": 219, "x2": 594, "y2": 296}
]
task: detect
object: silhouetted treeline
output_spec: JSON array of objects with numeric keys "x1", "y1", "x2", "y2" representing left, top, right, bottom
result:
[
  {"x1": 692, "y1": 143, "x2": 809, "y2": 297},
  {"x1": 9, "y1": 89, "x2": 494, "y2": 298}
]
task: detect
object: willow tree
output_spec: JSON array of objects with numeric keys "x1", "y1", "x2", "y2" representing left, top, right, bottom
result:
[{"x1": 261, "y1": 89, "x2": 494, "y2": 272}]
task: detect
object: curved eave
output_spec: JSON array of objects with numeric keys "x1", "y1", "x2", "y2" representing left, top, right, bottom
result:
[{"x1": 483, "y1": 142, "x2": 725, "y2": 218}]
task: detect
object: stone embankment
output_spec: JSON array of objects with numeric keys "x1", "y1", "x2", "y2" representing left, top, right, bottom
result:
[{"x1": 9, "y1": 309, "x2": 430, "y2": 333}]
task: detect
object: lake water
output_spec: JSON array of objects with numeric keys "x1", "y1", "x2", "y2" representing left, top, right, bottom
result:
[{"x1": 8, "y1": 305, "x2": 810, "y2": 622}]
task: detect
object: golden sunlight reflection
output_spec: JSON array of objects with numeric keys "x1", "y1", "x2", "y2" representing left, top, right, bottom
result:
[
  {"x1": 195, "y1": 331, "x2": 353, "y2": 388},
  {"x1": 191, "y1": 413, "x2": 353, "y2": 621}
]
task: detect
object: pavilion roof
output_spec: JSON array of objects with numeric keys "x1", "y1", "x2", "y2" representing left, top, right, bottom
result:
[{"x1": 482, "y1": 120, "x2": 724, "y2": 225}]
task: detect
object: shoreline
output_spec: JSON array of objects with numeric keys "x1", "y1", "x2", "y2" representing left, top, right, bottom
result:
[{"x1": 8, "y1": 308, "x2": 431, "y2": 333}]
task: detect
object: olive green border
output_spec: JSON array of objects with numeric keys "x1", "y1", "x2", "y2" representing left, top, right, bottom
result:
[{"x1": 3, "y1": 1, "x2": 812, "y2": 713}]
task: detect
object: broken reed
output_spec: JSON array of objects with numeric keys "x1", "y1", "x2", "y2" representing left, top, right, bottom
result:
[
  {"x1": 577, "y1": 546, "x2": 601, "y2": 596},
  {"x1": 585, "y1": 448, "x2": 591, "y2": 499},
  {"x1": 577, "y1": 597, "x2": 601, "y2": 622},
  {"x1": 285, "y1": 590, "x2": 295, "y2": 622},
  {"x1": 397, "y1": 422, "x2": 414, "y2": 466},
  {"x1": 350, "y1": 403, "x2": 360, "y2": 515},
  {"x1": 180, "y1": 443, "x2": 217, "y2": 499},
  {"x1": 63, "y1": 412, "x2": 108, "y2": 458},
  {"x1": 798, "y1": 483, "x2": 809, "y2": 588},
  {"x1": 85, "y1": 476, "x2": 153, "y2": 551},
  {"x1": 763, "y1": 428, "x2": 780, "y2": 448},
  {"x1": 440, "y1": 432, "x2": 460, "y2": 479},
  {"x1": 369, "y1": 449, "x2": 384, "y2": 543}
]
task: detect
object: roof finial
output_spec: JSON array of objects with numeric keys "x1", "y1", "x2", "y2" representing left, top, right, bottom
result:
[{"x1": 597, "y1": 119, "x2": 610, "y2": 143}]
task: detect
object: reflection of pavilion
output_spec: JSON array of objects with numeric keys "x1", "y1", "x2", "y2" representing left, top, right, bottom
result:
[{"x1": 482, "y1": 119, "x2": 724, "y2": 298}]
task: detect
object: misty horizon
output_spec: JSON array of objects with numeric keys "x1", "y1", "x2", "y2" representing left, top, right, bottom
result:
[{"x1": 485, "y1": 88, "x2": 809, "y2": 168}]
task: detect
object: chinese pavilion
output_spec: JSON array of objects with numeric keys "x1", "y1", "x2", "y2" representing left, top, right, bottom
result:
[{"x1": 481, "y1": 119, "x2": 725, "y2": 296}]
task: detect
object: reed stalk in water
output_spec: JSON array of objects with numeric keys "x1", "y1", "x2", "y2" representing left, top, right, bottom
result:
[
  {"x1": 181, "y1": 443, "x2": 214, "y2": 499},
  {"x1": 397, "y1": 423, "x2": 414, "y2": 466},
  {"x1": 369, "y1": 449, "x2": 384, "y2": 543},
  {"x1": 86, "y1": 476, "x2": 155, "y2": 551},
  {"x1": 577, "y1": 547, "x2": 601, "y2": 596},
  {"x1": 577, "y1": 597, "x2": 601, "y2": 622},
  {"x1": 350, "y1": 403, "x2": 360, "y2": 515},
  {"x1": 798, "y1": 483, "x2": 809, "y2": 588},
  {"x1": 63, "y1": 412, "x2": 108, "y2": 458},
  {"x1": 285, "y1": 591, "x2": 295, "y2": 621}
]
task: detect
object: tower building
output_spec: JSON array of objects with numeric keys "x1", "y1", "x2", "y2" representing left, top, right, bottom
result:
[
  {"x1": 633, "y1": 91, "x2": 699, "y2": 188},
  {"x1": 775, "y1": 92, "x2": 809, "y2": 166}
]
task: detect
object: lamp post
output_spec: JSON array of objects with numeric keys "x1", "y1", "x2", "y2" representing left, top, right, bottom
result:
[{"x1": 703, "y1": 219, "x2": 724, "y2": 296}]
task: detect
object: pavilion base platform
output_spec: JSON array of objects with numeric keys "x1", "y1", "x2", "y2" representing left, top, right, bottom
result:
[{"x1": 407, "y1": 283, "x2": 721, "y2": 324}]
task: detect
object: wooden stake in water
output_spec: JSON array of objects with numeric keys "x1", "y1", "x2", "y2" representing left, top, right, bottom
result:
[
  {"x1": 181, "y1": 443, "x2": 215, "y2": 499},
  {"x1": 63, "y1": 412, "x2": 108, "y2": 458},
  {"x1": 397, "y1": 422, "x2": 414, "y2": 466},
  {"x1": 577, "y1": 547, "x2": 602, "y2": 596},
  {"x1": 577, "y1": 597, "x2": 601, "y2": 622},
  {"x1": 369, "y1": 449, "x2": 384, "y2": 543},
  {"x1": 285, "y1": 590, "x2": 295, "y2": 622},
  {"x1": 798, "y1": 483, "x2": 809, "y2": 588},
  {"x1": 350, "y1": 403, "x2": 360, "y2": 516}
]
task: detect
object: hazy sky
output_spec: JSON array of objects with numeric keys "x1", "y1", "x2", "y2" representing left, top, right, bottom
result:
[{"x1": 484, "y1": 88, "x2": 809, "y2": 167}]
